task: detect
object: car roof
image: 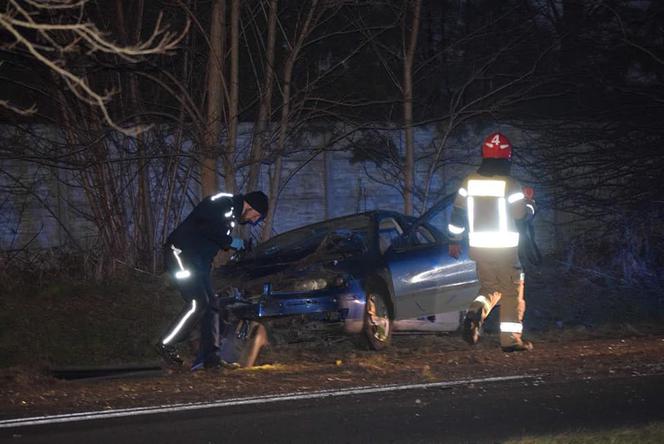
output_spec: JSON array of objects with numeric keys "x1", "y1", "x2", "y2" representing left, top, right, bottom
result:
[
  {"x1": 293, "y1": 210, "x2": 404, "y2": 228},
  {"x1": 269, "y1": 196, "x2": 454, "y2": 240},
  {"x1": 265, "y1": 210, "x2": 403, "y2": 241},
  {"x1": 285, "y1": 194, "x2": 455, "y2": 233}
]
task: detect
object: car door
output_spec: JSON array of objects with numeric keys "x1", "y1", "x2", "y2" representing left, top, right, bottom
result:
[{"x1": 384, "y1": 200, "x2": 479, "y2": 320}]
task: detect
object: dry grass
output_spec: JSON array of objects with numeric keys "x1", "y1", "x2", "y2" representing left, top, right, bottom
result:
[
  {"x1": 0, "y1": 272, "x2": 181, "y2": 368},
  {"x1": 0, "y1": 257, "x2": 661, "y2": 371},
  {"x1": 507, "y1": 421, "x2": 664, "y2": 444}
]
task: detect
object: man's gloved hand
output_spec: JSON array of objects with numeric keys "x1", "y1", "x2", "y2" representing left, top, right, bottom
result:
[
  {"x1": 449, "y1": 242, "x2": 461, "y2": 259},
  {"x1": 230, "y1": 238, "x2": 245, "y2": 250}
]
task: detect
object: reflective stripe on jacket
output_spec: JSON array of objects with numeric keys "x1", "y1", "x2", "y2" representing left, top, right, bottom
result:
[{"x1": 448, "y1": 173, "x2": 533, "y2": 249}]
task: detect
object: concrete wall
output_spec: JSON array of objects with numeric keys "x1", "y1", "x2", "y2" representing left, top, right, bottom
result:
[{"x1": 0, "y1": 123, "x2": 556, "y2": 254}]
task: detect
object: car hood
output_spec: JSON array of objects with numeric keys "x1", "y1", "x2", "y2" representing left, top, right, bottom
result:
[{"x1": 213, "y1": 239, "x2": 364, "y2": 297}]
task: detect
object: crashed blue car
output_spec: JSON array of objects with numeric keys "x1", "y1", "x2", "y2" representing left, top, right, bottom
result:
[{"x1": 214, "y1": 193, "x2": 479, "y2": 365}]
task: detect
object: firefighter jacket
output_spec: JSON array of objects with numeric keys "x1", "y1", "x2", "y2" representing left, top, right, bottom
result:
[
  {"x1": 166, "y1": 193, "x2": 243, "y2": 265},
  {"x1": 448, "y1": 173, "x2": 535, "y2": 250}
]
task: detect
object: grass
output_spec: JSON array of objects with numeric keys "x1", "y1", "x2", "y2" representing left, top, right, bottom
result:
[
  {"x1": 506, "y1": 421, "x2": 664, "y2": 444},
  {"x1": 0, "y1": 259, "x2": 660, "y2": 370},
  {"x1": 0, "y1": 273, "x2": 182, "y2": 368}
]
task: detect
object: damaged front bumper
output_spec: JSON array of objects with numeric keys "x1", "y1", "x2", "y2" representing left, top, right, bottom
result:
[{"x1": 219, "y1": 280, "x2": 367, "y2": 334}]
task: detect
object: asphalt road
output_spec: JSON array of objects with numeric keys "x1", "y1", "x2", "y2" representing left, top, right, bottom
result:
[{"x1": 3, "y1": 373, "x2": 664, "y2": 444}]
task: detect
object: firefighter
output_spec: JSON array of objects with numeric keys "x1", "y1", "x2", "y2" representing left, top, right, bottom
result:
[
  {"x1": 448, "y1": 132, "x2": 536, "y2": 352},
  {"x1": 156, "y1": 191, "x2": 268, "y2": 368}
]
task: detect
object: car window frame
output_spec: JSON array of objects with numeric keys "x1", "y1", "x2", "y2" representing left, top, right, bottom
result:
[
  {"x1": 412, "y1": 224, "x2": 437, "y2": 246},
  {"x1": 396, "y1": 193, "x2": 457, "y2": 248},
  {"x1": 377, "y1": 216, "x2": 405, "y2": 254}
]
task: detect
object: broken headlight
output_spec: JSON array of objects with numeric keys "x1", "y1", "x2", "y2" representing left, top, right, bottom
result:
[
  {"x1": 292, "y1": 274, "x2": 349, "y2": 291},
  {"x1": 294, "y1": 278, "x2": 328, "y2": 291}
]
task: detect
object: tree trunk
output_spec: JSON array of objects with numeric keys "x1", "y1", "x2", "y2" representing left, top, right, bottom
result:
[
  {"x1": 202, "y1": 0, "x2": 226, "y2": 197},
  {"x1": 247, "y1": 0, "x2": 278, "y2": 192},
  {"x1": 402, "y1": 0, "x2": 421, "y2": 216},
  {"x1": 115, "y1": 0, "x2": 154, "y2": 269},
  {"x1": 324, "y1": 149, "x2": 332, "y2": 219},
  {"x1": 224, "y1": 0, "x2": 240, "y2": 193},
  {"x1": 261, "y1": 60, "x2": 293, "y2": 241},
  {"x1": 261, "y1": 0, "x2": 320, "y2": 240}
]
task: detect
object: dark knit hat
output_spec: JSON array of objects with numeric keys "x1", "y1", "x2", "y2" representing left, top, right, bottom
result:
[{"x1": 244, "y1": 191, "x2": 268, "y2": 217}]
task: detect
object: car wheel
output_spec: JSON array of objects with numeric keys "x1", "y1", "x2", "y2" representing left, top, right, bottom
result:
[
  {"x1": 219, "y1": 320, "x2": 268, "y2": 367},
  {"x1": 362, "y1": 291, "x2": 392, "y2": 350}
]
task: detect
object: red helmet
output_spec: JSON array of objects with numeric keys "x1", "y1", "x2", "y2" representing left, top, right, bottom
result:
[{"x1": 482, "y1": 132, "x2": 512, "y2": 159}]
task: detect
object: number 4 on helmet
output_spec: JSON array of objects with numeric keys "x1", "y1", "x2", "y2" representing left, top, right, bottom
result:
[{"x1": 482, "y1": 132, "x2": 512, "y2": 159}]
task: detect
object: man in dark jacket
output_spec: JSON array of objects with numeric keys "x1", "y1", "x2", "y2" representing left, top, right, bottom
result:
[{"x1": 156, "y1": 191, "x2": 268, "y2": 368}]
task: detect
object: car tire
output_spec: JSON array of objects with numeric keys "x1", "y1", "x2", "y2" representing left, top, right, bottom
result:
[
  {"x1": 219, "y1": 320, "x2": 268, "y2": 367},
  {"x1": 362, "y1": 290, "x2": 392, "y2": 350}
]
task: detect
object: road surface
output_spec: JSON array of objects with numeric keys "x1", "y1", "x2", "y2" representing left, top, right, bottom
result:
[{"x1": 2, "y1": 373, "x2": 663, "y2": 443}]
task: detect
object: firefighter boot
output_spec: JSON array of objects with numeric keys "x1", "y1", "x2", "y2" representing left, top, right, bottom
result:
[
  {"x1": 155, "y1": 343, "x2": 184, "y2": 367},
  {"x1": 501, "y1": 340, "x2": 534, "y2": 353},
  {"x1": 462, "y1": 309, "x2": 482, "y2": 345}
]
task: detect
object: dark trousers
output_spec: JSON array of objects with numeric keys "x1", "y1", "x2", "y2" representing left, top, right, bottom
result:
[{"x1": 161, "y1": 248, "x2": 218, "y2": 359}]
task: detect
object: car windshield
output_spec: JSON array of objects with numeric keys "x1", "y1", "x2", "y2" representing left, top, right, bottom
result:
[{"x1": 253, "y1": 214, "x2": 371, "y2": 258}]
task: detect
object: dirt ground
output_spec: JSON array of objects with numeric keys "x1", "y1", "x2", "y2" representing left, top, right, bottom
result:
[
  {"x1": 1, "y1": 260, "x2": 663, "y2": 419},
  {"x1": 2, "y1": 326, "x2": 664, "y2": 419}
]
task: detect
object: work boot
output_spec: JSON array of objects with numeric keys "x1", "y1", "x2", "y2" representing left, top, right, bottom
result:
[
  {"x1": 155, "y1": 343, "x2": 183, "y2": 367},
  {"x1": 462, "y1": 310, "x2": 482, "y2": 345},
  {"x1": 501, "y1": 340, "x2": 534, "y2": 353}
]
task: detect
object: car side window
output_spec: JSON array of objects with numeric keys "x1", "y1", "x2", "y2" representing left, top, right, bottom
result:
[
  {"x1": 378, "y1": 217, "x2": 403, "y2": 254},
  {"x1": 413, "y1": 226, "x2": 436, "y2": 245},
  {"x1": 424, "y1": 206, "x2": 452, "y2": 241}
]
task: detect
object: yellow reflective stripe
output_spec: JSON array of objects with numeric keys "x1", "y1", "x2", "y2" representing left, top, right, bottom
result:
[
  {"x1": 467, "y1": 197, "x2": 475, "y2": 233},
  {"x1": 467, "y1": 180, "x2": 506, "y2": 197},
  {"x1": 465, "y1": 180, "x2": 520, "y2": 249},
  {"x1": 162, "y1": 300, "x2": 197, "y2": 345},
  {"x1": 500, "y1": 322, "x2": 523, "y2": 333},
  {"x1": 448, "y1": 223, "x2": 465, "y2": 234},
  {"x1": 498, "y1": 197, "x2": 507, "y2": 232},
  {"x1": 468, "y1": 231, "x2": 519, "y2": 248},
  {"x1": 508, "y1": 192, "x2": 524, "y2": 203}
]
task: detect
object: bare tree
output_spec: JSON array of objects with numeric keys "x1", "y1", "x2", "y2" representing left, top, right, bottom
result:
[
  {"x1": 114, "y1": 0, "x2": 155, "y2": 268},
  {"x1": 200, "y1": 0, "x2": 226, "y2": 196},
  {"x1": 350, "y1": 2, "x2": 551, "y2": 214},
  {"x1": 402, "y1": 0, "x2": 421, "y2": 216},
  {"x1": 223, "y1": 0, "x2": 240, "y2": 193},
  {"x1": 0, "y1": 0, "x2": 189, "y2": 135},
  {"x1": 246, "y1": 0, "x2": 278, "y2": 193},
  {"x1": 261, "y1": 0, "x2": 328, "y2": 240}
]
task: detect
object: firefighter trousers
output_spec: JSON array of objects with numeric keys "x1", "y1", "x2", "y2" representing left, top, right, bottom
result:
[{"x1": 467, "y1": 247, "x2": 526, "y2": 347}]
